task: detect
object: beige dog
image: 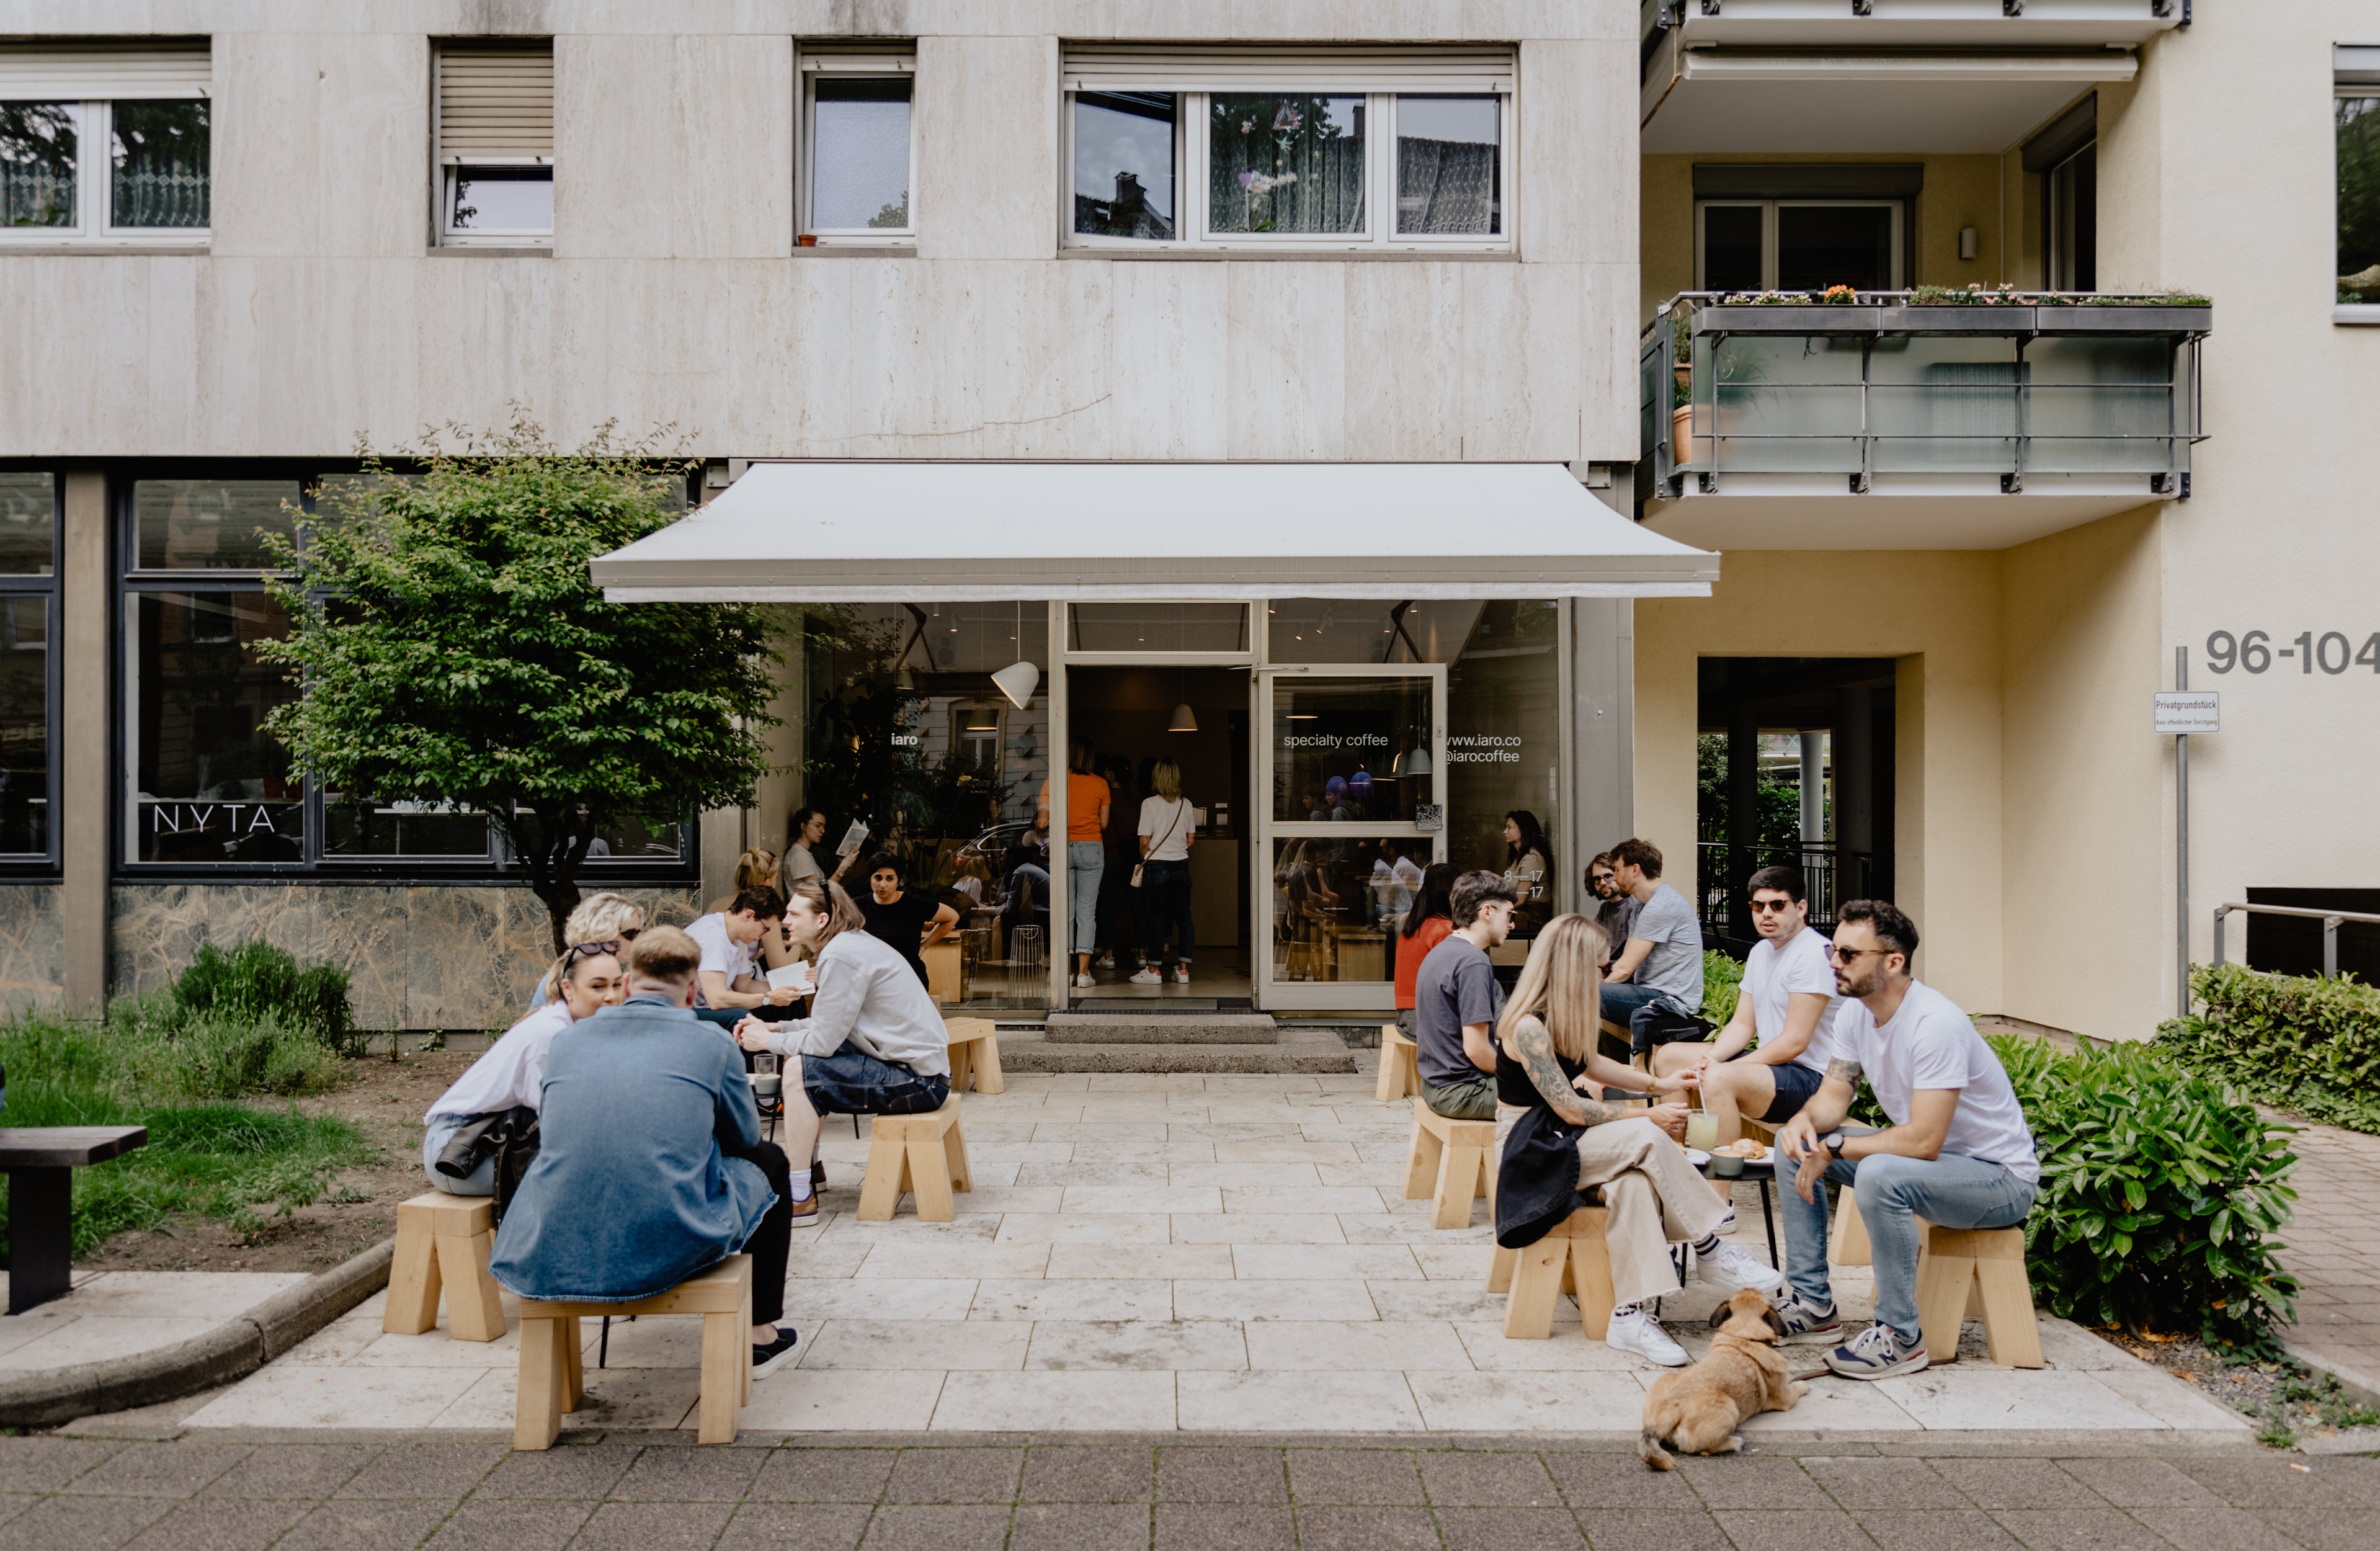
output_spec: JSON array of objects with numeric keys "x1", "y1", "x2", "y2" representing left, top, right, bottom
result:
[{"x1": 1639, "y1": 1287, "x2": 1808, "y2": 1469}]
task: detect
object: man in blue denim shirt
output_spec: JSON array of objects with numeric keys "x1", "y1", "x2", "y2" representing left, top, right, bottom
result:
[{"x1": 490, "y1": 925, "x2": 803, "y2": 1377}]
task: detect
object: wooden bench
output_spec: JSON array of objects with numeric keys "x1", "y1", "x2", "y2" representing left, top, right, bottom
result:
[
  {"x1": 1488, "y1": 1206, "x2": 1617, "y2": 1340},
  {"x1": 1402, "y1": 1097, "x2": 1496, "y2": 1230},
  {"x1": 385, "y1": 1192, "x2": 507, "y2": 1343},
  {"x1": 514, "y1": 1254, "x2": 752, "y2": 1449},
  {"x1": 856, "y1": 1093, "x2": 973, "y2": 1222},
  {"x1": 1, "y1": 1127, "x2": 148, "y2": 1313},
  {"x1": 1375, "y1": 1023, "x2": 1420, "y2": 1102},
  {"x1": 943, "y1": 1017, "x2": 1006, "y2": 1095}
]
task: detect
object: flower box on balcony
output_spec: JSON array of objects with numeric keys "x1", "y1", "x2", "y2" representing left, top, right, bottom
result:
[
  {"x1": 2033, "y1": 304, "x2": 2213, "y2": 336},
  {"x1": 1695, "y1": 305, "x2": 1879, "y2": 334}
]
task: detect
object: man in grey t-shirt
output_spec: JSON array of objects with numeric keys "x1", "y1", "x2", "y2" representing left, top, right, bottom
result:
[
  {"x1": 1598, "y1": 838, "x2": 1708, "y2": 1059},
  {"x1": 1410, "y1": 872, "x2": 1519, "y2": 1122}
]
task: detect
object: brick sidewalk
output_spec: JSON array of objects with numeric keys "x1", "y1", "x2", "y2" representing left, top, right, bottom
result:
[
  {"x1": 2277, "y1": 1119, "x2": 2380, "y2": 1393},
  {"x1": 0, "y1": 1434, "x2": 2369, "y2": 1551}
]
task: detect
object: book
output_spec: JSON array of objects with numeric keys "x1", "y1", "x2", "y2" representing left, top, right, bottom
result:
[
  {"x1": 835, "y1": 818, "x2": 870, "y2": 857},
  {"x1": 767, "y1": 961, "x2": 815, "y2": 996}
]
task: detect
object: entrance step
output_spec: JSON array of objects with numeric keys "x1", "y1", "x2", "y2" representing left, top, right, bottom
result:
[
  {"x1": 1044, "y1": 1012, "x2": 1279, "y2": 1046},
  {"x1": 999, "y1": 1023, "x2": 1357, "y2": 1075}
]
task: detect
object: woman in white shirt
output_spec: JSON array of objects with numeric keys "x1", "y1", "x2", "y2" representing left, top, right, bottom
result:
[
  {"x1": 427, "y1": 943, "x2": 628, "y2": 1195},
  {"x1": 1130, "y1": 759, "x2": 1197, "y2": 986}
]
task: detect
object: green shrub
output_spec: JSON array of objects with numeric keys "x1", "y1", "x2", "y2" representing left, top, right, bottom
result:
[
  {"x1": 2157, "y1": 963, "x2": 2380, "y2": 1134},
  {"x1": 1701, "y1": 949, "x2": 1742, "y2": 1029},
  {"x1": 174, "y1": 939, "x2": 361, "y2": 1055},
  {"x1": 1995, "y1": 1033, "x2": 2299, "y2": 1350}
]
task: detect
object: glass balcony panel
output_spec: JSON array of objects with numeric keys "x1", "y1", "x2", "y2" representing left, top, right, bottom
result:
[
  {"x1": 1708, "y1": 334, "x2": 1863, "y2": 473},
  {"x1": 1868, "y1": 337, "x2": 2018, "y2": 474},
  {"x1": 2025, "y1": 336, "x2": 2177, "y2": 473}
]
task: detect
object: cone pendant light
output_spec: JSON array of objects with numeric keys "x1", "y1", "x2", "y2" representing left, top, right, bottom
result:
[{"x1": 992, "y1": 601, "x2": 1038, "y2": 707}]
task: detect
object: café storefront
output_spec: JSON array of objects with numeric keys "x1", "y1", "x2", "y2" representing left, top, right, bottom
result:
[{"x1": 593, "y1": 461, "x2": 1716, "y2": 1015}]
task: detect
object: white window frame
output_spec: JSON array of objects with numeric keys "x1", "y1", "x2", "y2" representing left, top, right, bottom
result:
[
  {"x1": 1693, "y1": 199, "x2": 1906, "y2": 291},
  {"x1": 436, "y1": 158, "x2": 553, "y2": 246},
  {"x1": 0, "y1": 98, "x2": 211, "y2": 246},
  {"x1": 798, "y1": 50, "x2": 917, "y2": 246},
  {"x1": 1062, "y1": 89, "x2": 1513, "y2": 253}
]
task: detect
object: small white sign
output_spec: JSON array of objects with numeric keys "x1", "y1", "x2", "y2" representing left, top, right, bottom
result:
[{"x1": 2154, "y1": 691, "x2": 2219, "y2": 735}]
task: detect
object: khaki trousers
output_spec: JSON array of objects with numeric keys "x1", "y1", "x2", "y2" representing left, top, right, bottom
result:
[{"x1": 1496, "y1": 1106, "x2": 1732, "y2": 1310}]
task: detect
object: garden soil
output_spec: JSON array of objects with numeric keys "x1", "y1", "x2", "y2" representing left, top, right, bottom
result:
[{"x1": 76, "y1": 1045, "x2": 484, "y2": 1276}]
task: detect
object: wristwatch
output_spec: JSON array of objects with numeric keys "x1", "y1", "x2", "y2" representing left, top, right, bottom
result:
[{"x1": 1824, "y1": 1132, "x2": 1847, "y2": 1163}]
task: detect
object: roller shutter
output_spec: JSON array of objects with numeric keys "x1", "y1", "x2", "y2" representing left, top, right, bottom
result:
[{"x1": 437, "y1": 43, "x2": 553, "y2": 161}]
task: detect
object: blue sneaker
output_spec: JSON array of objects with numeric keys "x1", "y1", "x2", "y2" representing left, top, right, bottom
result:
[
  {"x1": 1824, "y1": 1320, "x2": 1928, "y2": 1380},
  {"x1": 1774, "y1": 1294, "x2": 1842, "y2": 1344}
]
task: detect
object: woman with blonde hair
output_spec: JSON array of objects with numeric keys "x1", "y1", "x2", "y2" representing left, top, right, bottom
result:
[
  {"x1": 1130, "y1": 758, "x2": 1196, "y2": 985},
  {"x1": 1494, "y1": 913, "x2": 1783, "y2": 1370},
  {"x1": 529, "y1": 892, "x2": 646, "y2": 1009},
  {"x1": 430, "y1": 940, "x2": 630, "y2": 1194}
]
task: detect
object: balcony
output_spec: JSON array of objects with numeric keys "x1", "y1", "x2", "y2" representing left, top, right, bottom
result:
[
  {"x1": 1637, "y1": 290, "x2": 2210, "y2": 550},
  {"x1": 1641, "y1": 1, "x2": 2182, "y2": 153}
]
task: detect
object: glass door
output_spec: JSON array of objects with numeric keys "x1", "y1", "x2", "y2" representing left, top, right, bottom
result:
[{"x1": 1255, "y1": 665, "x2": 1445, "y2": 1009}]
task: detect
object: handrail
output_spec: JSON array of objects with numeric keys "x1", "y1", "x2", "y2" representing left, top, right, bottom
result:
[{"x1": 2211, "y1": 901, "x2": 2380, "y2": 981}]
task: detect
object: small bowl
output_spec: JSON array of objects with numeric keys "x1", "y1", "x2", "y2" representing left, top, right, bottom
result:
[
  {"x1": 1709, "y1": 1154, "x2": 1745, "y2": 1179},
  {"x1": 753, "y1": 1075, "x2": 782, "y2": 1098}
]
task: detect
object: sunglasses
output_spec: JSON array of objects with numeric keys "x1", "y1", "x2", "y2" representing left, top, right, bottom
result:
[
  {"x1": 1749, "y1": 898, "x2": 1798, "y2": 914},
  {"x1": 568, "y1": 939, "x2": 628, "y2": 959},
  {"x1": 1825, "y1": 944, "x2": 1892, "y2": 962}
]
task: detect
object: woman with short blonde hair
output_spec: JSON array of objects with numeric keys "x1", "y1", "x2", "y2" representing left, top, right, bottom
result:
[
  {"x1": 530, "y1": 892, "x2": 646, "y2": 1009},
  {"x1": 1494, "y1": 914, "x2": 1784, "y2": 1370},
  {"x1": 1132, "y1": 759, "x2": 1196, "y2": 985}
]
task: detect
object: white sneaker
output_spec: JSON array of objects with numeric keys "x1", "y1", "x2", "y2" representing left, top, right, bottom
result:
[
  {"x1": 1172, "y1": 967, "x2": 1190, "y2": 984},
  {"x1": 1605, "y1": 1306, "x2": 1690, "y2": 1368},
  {"x1": 1695, "y1": 1238, "x2": 1787, "y2": 1298},
  {"x1": 1073, "y1": 973, "x2": 1095, "y2": 988},
  {"x1": 1130, "y1": 968, "x2": 1162, "y2": 985}
]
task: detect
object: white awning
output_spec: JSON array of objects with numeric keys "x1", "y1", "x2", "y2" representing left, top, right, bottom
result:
[{"x1": 591, "y1": 462, "x2": 1717, "y2": 602}]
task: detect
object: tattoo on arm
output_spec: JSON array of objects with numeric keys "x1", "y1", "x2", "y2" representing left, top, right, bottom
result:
[
  {"x1": 1516, "y1": 1022, "x2": 1621, "y2": 1127},
  {"x1": 1826, "y1": 1058, "x2": 1863, "y2": 1088}
]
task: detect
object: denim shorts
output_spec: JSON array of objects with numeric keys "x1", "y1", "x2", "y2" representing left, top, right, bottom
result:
[
  {"x1": 1755, "y1": 1057, "x2": 1826, "y2": 1122},
  {"x1": 803, "y1": 1041, "x2": 951, "y2": 1117}
]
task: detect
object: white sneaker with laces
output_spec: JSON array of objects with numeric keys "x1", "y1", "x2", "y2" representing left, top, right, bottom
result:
[
  {"x1": 1172, "y1": 967, "x2": 1191, "y2": 984},
  {"x1": 1695, "y1": 1239, "x2": 1787, "y2": 1298},
  {"x1": 1073, "y1": 973, "x2": 1095, "y2": 988},
  {"x1": 1605, "y1": 1307, "x2": 1690, "y2": 1367},
  {"x1": 1130, "y1": 968, "x2": 1162, "y2": 985}
]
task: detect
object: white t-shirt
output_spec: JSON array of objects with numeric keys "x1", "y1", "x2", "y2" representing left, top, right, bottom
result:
[
  {"x1": 1138, "y1": 796, "x2": 1193, "y2": 861},
  {"x1": 424, "y1": 1001, "x2": 573, "y2": 1124},
  {"x1": 685, "y1": 911, "x2": 755, "y2": 1009},
  {"x1": 1742, "y1": 925, "x2": 1839, "y2": 1073},
  {"x1": 785, "y1": 843, "x2": 824, "y2": 884},
  {"x1": 1835, "y1": 980, "x2": 2038, "y2": 1184}
]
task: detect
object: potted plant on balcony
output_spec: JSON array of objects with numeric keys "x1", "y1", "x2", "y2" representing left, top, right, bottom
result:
[{"x1": 2033, "y1": 290, "x2": 2213, "y2": 335}]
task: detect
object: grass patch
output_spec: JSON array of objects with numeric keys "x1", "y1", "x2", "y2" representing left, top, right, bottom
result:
[{"x1": 2244, "y1": 1369, "x2": 2380, "y2": 1448}]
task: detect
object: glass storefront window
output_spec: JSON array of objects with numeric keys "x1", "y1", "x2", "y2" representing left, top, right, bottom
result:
[
  {"x1": 1270, "y1": 675, "x2": 1429, "y2": 826},
  {"x1": 1272, "y1": 836, "x2": 1434, "y2": 983},
  {"x1": 1268, "y1": 598, "x2": 1486, "y2": 664},
  {"x1": 0, "y1": 473, "x2": 56, "y2": 575},
  {"x1": 0, "y1": 596, "x2": 48, "y2": 855},
  {"x1": 133, "y1": 478, "x2": 300, "y2": 571},
  {"x1": 127, "y1": 590, "x2": 302, "y2": 863},
  {"x1": 1446, "y1": 600, "x2": 1563, "y2": 936},
  {"x1": 1069, "y1": 602, "x2": 1246, "y2": 653}
]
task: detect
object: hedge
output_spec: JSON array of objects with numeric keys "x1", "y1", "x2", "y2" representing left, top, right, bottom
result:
[{"x1": 2157, "y1": 962, "x2": 2380, "y2": 1135}]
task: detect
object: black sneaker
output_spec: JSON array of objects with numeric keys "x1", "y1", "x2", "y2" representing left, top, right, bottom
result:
[
  {"x1": 751, "y1": 1326, "x2": 801, "y2": 1379},
  {"x1": 1775, "y1": 1295, "x2": 1842, "y2": 1344}
]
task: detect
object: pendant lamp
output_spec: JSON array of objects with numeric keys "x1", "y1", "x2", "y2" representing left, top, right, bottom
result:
[
  {"x1": 1169, "y1": 664, "x2": 1197, "y2": 731},
  {"x1": 991, "y1": 601, "x2": 1038, "y2": 708},
  {"x1": 963, "y1": 702, "x2": 999, "y2": 732},
  {"x1": 1393, "y1": 746, "x2": 1433, "y2": 778}
]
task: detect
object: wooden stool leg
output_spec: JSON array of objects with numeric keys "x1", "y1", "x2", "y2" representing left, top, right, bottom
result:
[
  {"x1": 384, "y1": 1228, "x2": 441, "y2": 1336},
  {"x1": 1569, "y1": 1226, "x2": 1616, "y2": 1340},
  {"x1": 1432, "y1": 1142, "x2": 1485, "y2": 1230},
  {"x1": 942, "y1": 1114, "x2": 973, "y2": 1194},
  {"x1": 515, "y1": 1316, "x2": 564, "y2": 1450},
  {"x1": 948, "y1": 1043, "x2": 973, "y2": 1094},
  {"x1": 1914, "y1": 1238, "x2": 1976, "y2": 1364},
  {"x1": 1830, "y1": 1184, "x2": 1872, "y2": 1266},
  {"x1": 1481, "y1": 1146, "x2": 1497, "y2": 1215},
  {"x1": 907, "y1": 1132, "x2": 957, "y2": 1222},
  {"x1": 1402, "y1": 1116, "x2": 1444, "y2": 1201},
  {"x1": 434, "y1": 1229, "x2": 506, "y2": 1343},
  {"x1": 1501, "y1": 1237, "x2": 1568, "y2": 1339},
  {"x1": 857, "y1": 1129, "x2": 908, "y2": 1221},
  {"x1": 1375, "y1": 1028, "x2": 1401, "y2": 1102},
  {"x1": 1969, "y1": 1231, "x2": 2044, "y2": 1368},
  {"x1": 741, "y1": 1279, "x2": 755, "y2": 1405},
  {"x1": 971, "y1": 1036, "x2": 1004, "y2": 1095},
  {"x1": 697, "y1": 1309, "x2": 742, "y2": 1444},
  {"x1": 1403, "y1": 1044, "x2": 1422, "y2": 1099},
  {"x1": 560, "y1": 1315, "x2": 584, "y2": 1411},
  {"x1": 1487, "y1": 1243, "x2": 1517, "y2": 1294}
]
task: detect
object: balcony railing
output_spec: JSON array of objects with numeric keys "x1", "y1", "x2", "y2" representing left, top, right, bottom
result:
[{"x1": 1640, "y1": 290, "x2": 2210, "y2": 501}]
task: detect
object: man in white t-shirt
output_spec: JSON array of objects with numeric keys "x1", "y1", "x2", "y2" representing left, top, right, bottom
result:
[
  {"x1": 686, "y1": 887, "x2": 800, "y2": 1031},
  {"x1": 1649, "y1": 865, "x2": 1838, "y2": 1146},
  {"x1": 1773, "y1": 899, "x2": 2039, "y2": 1380}
]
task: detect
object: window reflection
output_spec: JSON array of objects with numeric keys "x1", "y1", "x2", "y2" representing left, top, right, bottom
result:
[
  {"x1": 1273, "y1": 837, "x2": 1433, "y2": 983},
  {"x1": 0, "y1": 597, "x2": 47, "y2": 854},
  {"x1": 133, "y1": 479, "x2": 300, "y2": 571},
  {"x1": 1396, "y1": 95, "x2": 1499, "y2": 235},
  {"x1": 0, "y1": 473, "x2": 55, "y2": 576},
  {"x1": 1074, "y1": 91, "x2": 1175, "y2": 238},
  {"x1": 110, "y1": 100, "x2": 210, "y2": 229},
  {"x1": 813, "y1": 78, "x2": 912, "y2": 231},
  {"x1": 1208, "y1": 93, "x2": 1365, "y2": 235},
  {"x1": 129, "y1": 591, "x2": 301, "y2": 863},
  {"x1": 1270, "y1": 677, "x2": 1428, "y2": 827},
  {"x1": 0, "y1": 103, "x2": 76, "y2": 228}
]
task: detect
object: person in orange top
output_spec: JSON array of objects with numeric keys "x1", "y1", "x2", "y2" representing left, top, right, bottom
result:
[
  {"x1": 1038, "y1": 742, "x2": 1113, "y2": 990},
  {"x1": 1393, "y1": 863, "x2": 1460, "y2": 1034}
]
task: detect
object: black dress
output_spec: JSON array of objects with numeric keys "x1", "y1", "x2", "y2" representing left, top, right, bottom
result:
[{"x1": 858, "y1": 890, "x2": 939, "y2": 987}]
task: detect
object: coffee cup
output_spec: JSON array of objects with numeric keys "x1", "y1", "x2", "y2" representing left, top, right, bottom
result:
[
  {"x1": 754, "y1": 1074, "x2": 782, "y2": 1098},
  {"x1": 1709, "y1": 1154, "x2": 1745, "y2": 1179}
]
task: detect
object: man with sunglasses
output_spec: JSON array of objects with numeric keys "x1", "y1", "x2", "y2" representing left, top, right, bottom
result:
[
  {"x1": 1772, "y1": 899, "x2": 2038, "y2": 1379},
  {"x1": 1648, "y1": 865, "x2": 1837, "y2": 1146}
]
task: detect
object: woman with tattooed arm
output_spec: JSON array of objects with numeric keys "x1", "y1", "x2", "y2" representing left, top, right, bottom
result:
[{"x1": 1494, "y1": 914, "x2": 1788, "y2": 1369}]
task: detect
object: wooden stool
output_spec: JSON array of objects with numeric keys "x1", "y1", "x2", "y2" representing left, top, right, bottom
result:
[
  {"x1": 1830, "y1": 1184, "x2": 1871, "y2": 1266},
  {"x1": 1375, "y1": 1023, "x2": 1421, "y2": 1102},
  {"x1": 943, "y1": 1017, "x2": 1006, "y2": 1095},
  {"x1": 857, "y1": 1093, "x2": 973, "y2": 1222},
  {"x1": 1489, "y1": 1207, "x2": 1617, "y2": 1340},
  {"x1": 1402, "y1": 1097, "x2": 1497, "y2": 1230},
  {"x1": 385, "y1": 1193, "x2": 506, "y2": 1343},
  {"x1": 1915, "y1": 1223, "x2": 2043, "y2": 1368},
  {"x1": 514, "y1": 1254, "x2": 753, "y2": 1449}
]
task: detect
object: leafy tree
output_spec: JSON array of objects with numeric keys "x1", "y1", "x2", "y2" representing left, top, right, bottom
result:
[{"x1": 257, "y1": 419, "x2": 780, "y2": 952}]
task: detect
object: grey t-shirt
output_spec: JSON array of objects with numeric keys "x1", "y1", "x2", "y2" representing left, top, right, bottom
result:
[
  {"x1": 1628, "y1": 883, "x2": 1704, "y2": 1012},
  {"x1": 1595, "y1": 893, "x2": 1642, "y2": 959},
  {"x1": 1412, "y1": 934, "x2": 1502, "y2": 1088}
]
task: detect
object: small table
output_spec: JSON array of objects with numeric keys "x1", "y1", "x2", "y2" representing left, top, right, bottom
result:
[{"x1": 2, "y1": 1126, "x2": 148, "y2": 1313}]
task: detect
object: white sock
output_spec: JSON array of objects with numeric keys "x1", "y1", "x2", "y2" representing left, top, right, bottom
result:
[
  {"x1": 1690, "y1": 1232, "x2": 1722, "y2": 1256},
  {"x1": 790, "y1": 1169, "x2": 813, "y2": 1199}
]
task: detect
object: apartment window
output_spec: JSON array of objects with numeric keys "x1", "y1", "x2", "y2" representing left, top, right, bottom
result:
[
  {"x1": 117, "y1": 472, "x2": 690, "y2": 874},
  {"x1": 1062, "y1": 47, "x2": 1513, "y2": 249},
  {"x1": 2338, "y1": 51, "x2": 2380, "y2": 306},
  {"x1": 2024, "y1": 96, "x2": 2096, "y2": 291},
  {"x1": 436, "y1": 42, "x2": 553, "y2": 245},
  {"x1": 0, "y1": 473, "x2": 56, "y2": 864},
  {"x1": 800, "y1": 49, "x2": 914, "y2": 241},
  {"x1": 1691, "y1": 165, "x2": 1919, "y2": 292},
  {"x1": 0, "y1": 45, "x2": 211, "y2": 243}
]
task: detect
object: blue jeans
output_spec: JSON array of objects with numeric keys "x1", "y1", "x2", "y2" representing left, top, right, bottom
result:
[
  {"x1": 1780, "y1": 1151, "x2": 2036, "y2": 1343},
  {"x1": 1067, "y1": 841, "x2": 1104, "y2": 960},
  {"x1": 1134, "y1": 859, "x2": 1195, "y2": 969},
  {"x1": 421, "y1": 1115, "x2": 496, "y2": 1197},
  {"x1": 801, "y1": 1039, "x2": 950, "y2": 1117}
]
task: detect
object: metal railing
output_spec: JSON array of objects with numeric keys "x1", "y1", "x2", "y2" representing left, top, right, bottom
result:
[
  {"x1": 1696, "y1": 840, "x2": 1875, "y2": 937},
  {"x1": 2211, "y1": 902, "x2": 2380, "y2": 981},
  {"x1": 1640, "y1": 290, "x2": 2210, "y2": 499}
]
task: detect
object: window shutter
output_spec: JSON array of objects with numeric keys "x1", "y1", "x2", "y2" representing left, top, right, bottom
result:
[
  {"x1": 0, "y1": 43, "x2": 211, "y2": 100},
  {"x1": 437, "y1": 43, "x2": 553, "y2": 162},
  {"x1": 1061, "y1": 45, "x2": 1514, "y2": 94}
]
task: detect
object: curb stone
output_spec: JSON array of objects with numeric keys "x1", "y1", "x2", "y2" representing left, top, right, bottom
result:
[{"x1": 0, "y1": 1236, "x2": 394, "y2": 1428}]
